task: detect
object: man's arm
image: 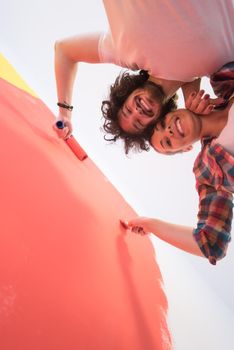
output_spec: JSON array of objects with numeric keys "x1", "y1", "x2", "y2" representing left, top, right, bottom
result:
[
  {"x1": 121, "y1": 184, "x2": 233, "y2": 264},
  {"x1": 193, "y1": 184, "x2": 233, "y2": 265},
  {"x1": 121, "y1": 217, "x2": 203, "y2": 258},
  {"x1": 54, "y1": 33, "x2": 102, "y2": 139}
]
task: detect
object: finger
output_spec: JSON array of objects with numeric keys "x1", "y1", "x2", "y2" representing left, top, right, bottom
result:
[
  {"x1": 210, "y1": 97, "x2": 225, "y2": 106},
  {"x1": 138, "y1": 228, "x2": 147, "y2": 235},
  {"x1": 193, "y1": 94, "x2": 211, "y2": 114},
  {"x1": 131, "y1": 226, "x2": 140, "y2": 233},
  {"x1": 60, "y1": 127, "x2": 70, "y2": 140},
  {"x1": 186, "y1": 90, "x2": 205, "y2": 110},
  {"x1": 63, "y1": 124, "x2": 73, "y2": 140},
  {"x1": 120, "y1": 219, "x2": 129, "y2": 229},
  {"x1": 131, "y1": 226, "x2": 146, "y2": 235},
  {"x1": 64, "y1": 130, "x2": 72, "y2": 140},
  {"x1": 185, "y1": 91, "x2": 196, "y2": 109},
  {"x1": 195, "y1": 95, "x2": 226, "y2": 114},
  {"x1": 199, "y1": 104, "x2": 214, "y2": 115},
  {"x1": 53, "y1": 124, "x2": 66, "y2": 138},
  {"x1": 190, "y1": 90, "x2": 206, "y2": 110}
]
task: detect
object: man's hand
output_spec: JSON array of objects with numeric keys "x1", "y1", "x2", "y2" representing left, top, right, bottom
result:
[
  {"x1": 120, "y1": 217, "x2": 151, "y2": 235},
  {"x1": 186, "y1": 90, "x2": 224, "y2": 115}
]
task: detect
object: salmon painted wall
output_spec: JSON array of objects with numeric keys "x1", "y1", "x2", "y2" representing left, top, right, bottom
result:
[
  {"x1": 2, "y1": 2, "x2": 234, "y2": 348},
  {"x1": 0, "y1": 59, "x2": 171, "y2": 350}
]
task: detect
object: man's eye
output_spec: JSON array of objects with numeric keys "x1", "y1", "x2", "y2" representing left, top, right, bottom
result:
[
  {"x1": 156, "y1": 119, "x2": 165, "y2": 130},
  {"x1": 166, "y1": 139, "x2": 171, "y2": 147},
  {"x1": 155, "y1": 120, "x2": 162, "y2": 130}
]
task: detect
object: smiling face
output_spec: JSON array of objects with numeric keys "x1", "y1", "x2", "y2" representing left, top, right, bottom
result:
[
  {"x1": 118, "y1": 84, "x2": 162, "y2": 134},
  {"x1": 150, "y1": 109, "x2": 202, "y2": 154}
]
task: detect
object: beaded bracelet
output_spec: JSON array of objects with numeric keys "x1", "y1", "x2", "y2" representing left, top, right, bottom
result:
[{"x1": 57, "y1": 101, "x2": 73, "y2": 111}]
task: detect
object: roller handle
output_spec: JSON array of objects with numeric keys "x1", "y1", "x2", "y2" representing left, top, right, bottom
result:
[{"x1": 56, "y1": 121, "x2": 88, "y2": 161}]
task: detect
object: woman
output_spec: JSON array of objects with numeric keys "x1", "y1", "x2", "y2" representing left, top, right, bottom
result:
[
  {"x1": 122, "y1": 91, "x2": 234, "y2": 265},
  {"x1": 54, "y1": 0, "x2": 232, "y2": 150}
]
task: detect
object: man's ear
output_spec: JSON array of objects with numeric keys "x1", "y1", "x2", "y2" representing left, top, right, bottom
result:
[{"x1": 183, "y1": 145, "x2": 193, "y2": 152}]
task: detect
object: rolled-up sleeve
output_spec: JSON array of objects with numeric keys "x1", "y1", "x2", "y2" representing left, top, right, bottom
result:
[{"x1": 193, "y1": 184, "x2": 233, "y2": 265}]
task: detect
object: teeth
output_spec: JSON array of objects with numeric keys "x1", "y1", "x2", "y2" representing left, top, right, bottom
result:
[
  {"x1": 140, "y1": 98, "x2": 151, "y2": 111},
  {"x1": 176, "y1": 118, "x2": 184, "y2": 136}
]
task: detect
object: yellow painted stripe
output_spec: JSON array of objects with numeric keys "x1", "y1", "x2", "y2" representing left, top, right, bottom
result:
[{"x1": 0, "y1": 53, "x2": 38, "y2": 97}]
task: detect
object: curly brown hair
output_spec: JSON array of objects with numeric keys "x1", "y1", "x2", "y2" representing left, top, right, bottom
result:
[{"x1": 101, "y1": 70, "x2": 178, "y2": 154}]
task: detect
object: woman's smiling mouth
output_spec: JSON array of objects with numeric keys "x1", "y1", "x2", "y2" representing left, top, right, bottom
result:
[{"x1": 135, "y1": 96, "x2": 154, "y2": 117}]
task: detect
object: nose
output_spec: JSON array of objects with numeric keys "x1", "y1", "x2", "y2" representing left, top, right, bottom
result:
[
  {"x1": 133, "y1": 105, "x2": 143, "y2": 118},
  {"x1": 132, "y1": 107, "x2": 149, "y2": 126},
  {"x1": 136, "y1": 105, "x2": 143, "y2": 115},
  {"x1": 166, "y1": 125, "x2": 173, "y2": 136},
  {"x1": 131, "y1": 109, "x2": 146, "y2": 126}
]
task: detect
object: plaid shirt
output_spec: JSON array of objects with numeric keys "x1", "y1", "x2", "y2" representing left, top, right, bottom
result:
[
  {"x1": 193, "y1": 139, "x2": 234, "y2": 265},
  {"x1": 210, "y1": 61, "x2": 234, "y2": 102}
]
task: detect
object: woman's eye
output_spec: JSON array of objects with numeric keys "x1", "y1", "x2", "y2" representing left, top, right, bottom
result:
[
  {"x1": 137, "y1": 120, "x2": 144, "y2": 127},
  {"x1": 135, "y1": 121, "x2": 144, "y2": 130}
]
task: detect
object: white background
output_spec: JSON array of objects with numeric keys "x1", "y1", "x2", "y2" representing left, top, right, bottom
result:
[{"x1": 1, "y1": 1, "x2": 234, "y2": 349}]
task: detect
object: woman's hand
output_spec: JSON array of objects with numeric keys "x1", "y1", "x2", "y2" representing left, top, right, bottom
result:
[
  {"x1": 53, "y1": 111, "x2": 73, "y2": 139},
  {"x1": 54, "y1": 33, "x2": 101, "y2": 140},
  {"x1": 120, "y1": 217, "x2": 152, "y2": 235},
  {"x1": 186, "y1": 90, "x2": 224, "y2": 115}
]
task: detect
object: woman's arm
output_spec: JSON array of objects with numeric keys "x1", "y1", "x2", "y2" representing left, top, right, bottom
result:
[
  {"x1": 121, "y1": 217, "x2": 203, "y2": 258},
  {"x1": 181, "y1": 78, "x2": 201, "y2": 104},
  {"x1": 182, "y1": 79, "x2": 224, "y2": 114},
  {"x1": 54, "y1": 33, "x2": 102, "y2": 138}
]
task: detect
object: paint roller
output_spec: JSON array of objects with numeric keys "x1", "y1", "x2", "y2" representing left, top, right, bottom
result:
[{"x1": 56, "y1": 120, "x2": 88, "y2": 161}]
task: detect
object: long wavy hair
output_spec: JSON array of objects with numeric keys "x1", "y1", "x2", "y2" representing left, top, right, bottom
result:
[{"x1": 101, "y1": 70, "x2": 178, "y2": 154}]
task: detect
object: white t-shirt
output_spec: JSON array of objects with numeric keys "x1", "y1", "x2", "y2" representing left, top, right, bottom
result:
[{"x1": 99, "y1": 0, "x2": 234, "y2": 82}]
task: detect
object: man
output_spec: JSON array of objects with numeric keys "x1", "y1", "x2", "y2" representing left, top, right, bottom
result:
[{"x1": 122, "y1": 63, "x2": 234, "y2": 265}]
